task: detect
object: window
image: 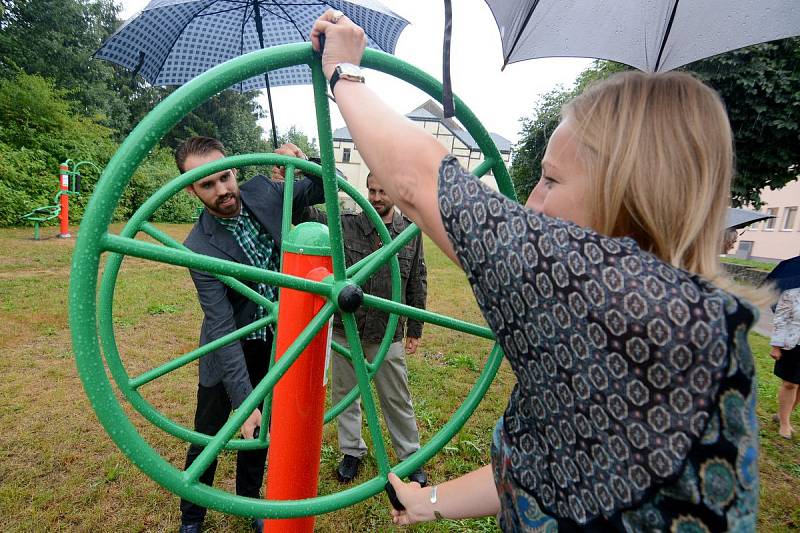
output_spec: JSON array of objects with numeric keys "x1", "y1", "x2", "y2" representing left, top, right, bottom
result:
[
  {"x1": 342, "y1": 147, "x2": 351, "y2": 163},
  {"x1": 783, "y1": 206, "x2": 797, "y2": 230},
  {"x1": 764, "y1": 207, "x2": 778, "y2": 230}
]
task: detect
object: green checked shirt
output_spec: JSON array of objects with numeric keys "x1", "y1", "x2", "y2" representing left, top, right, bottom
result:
[{"x1": 215, "y1": 207, "x2": 279, "y2": 341}]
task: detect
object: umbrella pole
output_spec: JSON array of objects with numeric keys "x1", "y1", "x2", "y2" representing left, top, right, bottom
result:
[
  {"x1": 252, "y1": 0, "x2": 279, "y2": 148},
  {"x1": 264, "y1": 73, "x2": 279, "y2": 149}
]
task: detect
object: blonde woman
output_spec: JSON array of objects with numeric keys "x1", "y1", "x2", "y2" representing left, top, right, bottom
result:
[
  {"x1": 311, "y1": 12, "x2": 759, "y2": 531},
  {"x1": 770, "y1": 287, "x2": 800, "y2": 439}
]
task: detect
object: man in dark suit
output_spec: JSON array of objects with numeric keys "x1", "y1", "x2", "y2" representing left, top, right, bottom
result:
[{"x1": 176, "y1": 136, "x2": 324, "y2": 533}]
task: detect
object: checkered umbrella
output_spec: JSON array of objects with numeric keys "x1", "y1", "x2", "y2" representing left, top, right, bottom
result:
[{"x1": 95, "y1": 0, "x2": 408, "y2": 146}]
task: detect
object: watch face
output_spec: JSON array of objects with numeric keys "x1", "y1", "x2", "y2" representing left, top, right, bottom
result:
[{"x1": 338, "y1": 63, "x2": 363, "y2": 79}]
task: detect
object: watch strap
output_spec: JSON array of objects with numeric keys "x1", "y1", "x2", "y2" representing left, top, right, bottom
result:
[
  {"x1": 329, "y1": 67, "x2": 343, "y2": 95},
  {"x1": 329, "y1": 64, "x2": 364, "y2": 95}
]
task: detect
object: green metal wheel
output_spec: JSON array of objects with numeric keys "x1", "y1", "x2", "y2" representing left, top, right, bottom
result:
[{"x1": 69, "y1": 43, "x2": 514, "y2": 519}]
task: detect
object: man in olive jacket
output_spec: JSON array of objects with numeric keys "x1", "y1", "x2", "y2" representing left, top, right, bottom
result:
[
  {"x1": 177, "y1": 137, "x2": 324, "y2": 533},
  {"x1": 306, "y1": 172, "x2": 428, "y2": 487}
]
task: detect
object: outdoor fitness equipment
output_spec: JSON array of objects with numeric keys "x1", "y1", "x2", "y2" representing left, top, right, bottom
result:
[
  {"x1": 69, "y1": 44, "x2": 515, "y2": 520},
  {"x1": 22, "y1": 159, "x2": 99, "y2": 240}
]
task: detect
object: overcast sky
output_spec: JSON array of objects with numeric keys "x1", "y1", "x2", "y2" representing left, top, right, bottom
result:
[{"x1": 118, "y1": 1, "x2": 593, "y2": 145}]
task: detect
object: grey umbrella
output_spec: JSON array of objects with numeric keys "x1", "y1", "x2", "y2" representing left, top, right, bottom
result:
[
  {"x1": 95, "y1": 0, "x2": 408, "y2": 147},
  {"x1": 483, "y1": 0, "x2": 800, "y2": 72},
  {"x1": 726, "y1": 207, "x2": 775, "y2": 230}
]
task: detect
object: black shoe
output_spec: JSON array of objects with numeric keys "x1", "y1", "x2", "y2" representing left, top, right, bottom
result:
[
  {"x1": 408, "y1": 468, "x2": 428, "y2": 487},
  {"x1": 179, "y1": 523, "x2": 203, "y2": 533},
  {"x1": 251, "y1": 518, "x2": 264, "y2": 533},
  {"x1": 337, "y1": 454, "x2": 361, "y2": 483}
]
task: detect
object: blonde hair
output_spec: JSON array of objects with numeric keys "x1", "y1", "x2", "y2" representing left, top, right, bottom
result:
[{"x1": 563, "y1": 71, "x2": 767, "y2": 302}]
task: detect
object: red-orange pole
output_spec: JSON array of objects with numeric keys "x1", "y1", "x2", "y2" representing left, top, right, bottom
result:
[
  {"x1": 264, "y1": 227, "x2": 332, "y2": 533},
  {"x1": 58, "y1": 163, "x2": 70, "y2": 238}
]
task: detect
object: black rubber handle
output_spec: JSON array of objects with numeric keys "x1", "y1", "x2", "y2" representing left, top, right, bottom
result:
[{"x1": 385, "y1": 481, "x2": 405, "y2": 511}]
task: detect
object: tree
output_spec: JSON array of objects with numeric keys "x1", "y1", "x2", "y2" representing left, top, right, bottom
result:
[
  {"x1": 275, "y1": 125, "x2": 319, "y2": 158},
  {"x1": 687, "y1": 38, "x2": 800, "y2": 207},
  {"x1": 0, "y1": 71, "x2": 116, "y2": 225},
  {"x1": 510, "y1": 39, "x2": 800, "y2": 206},
  {"x1": 0, "y1": 0, "x2": 135, "y2": 132}
]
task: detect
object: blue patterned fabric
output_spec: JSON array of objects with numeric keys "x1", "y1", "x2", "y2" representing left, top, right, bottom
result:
[
  {"x1": 437, "y1": 156, "x2": 759, "y2": 531},
  {"x1": 95, "y1": 0, "x2": 408, "y2": 92}
]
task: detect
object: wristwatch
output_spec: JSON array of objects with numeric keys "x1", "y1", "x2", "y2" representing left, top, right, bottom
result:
[{"x1": 329, "y1": 63, "x2": 365, "y2": 94}]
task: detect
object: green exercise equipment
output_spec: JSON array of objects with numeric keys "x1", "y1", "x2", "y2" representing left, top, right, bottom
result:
[{"x1": 69, "y1": 44, "x2": 515, "y2": 519}]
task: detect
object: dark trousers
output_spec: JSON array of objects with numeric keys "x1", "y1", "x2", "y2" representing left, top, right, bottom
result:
[{"x1": 180, "y1": 339, "x2": 270, "y2": 524}]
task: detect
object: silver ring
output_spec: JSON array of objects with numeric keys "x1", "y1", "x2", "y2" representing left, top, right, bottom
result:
[{"x1": 331, "y1": 10, "x2": 344, "y2": 23}]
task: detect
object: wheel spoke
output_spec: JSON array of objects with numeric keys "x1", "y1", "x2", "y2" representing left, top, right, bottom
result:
[
  {"x1": 128, "y1": 316, "x2": 274, "y2": 389},
  {"x1": 312, "y1": 59, "x2": 348, "y2": 283},
  {"x1": 471, "y1": 157, "x2": 495, "y2": 179},
  {"x1": 348, "y1": 224, "x2": 420, "y2": 284},
  {"x1": 185, "y1": 301, "x2": 336, "y2": 483},
  {"x1": 390, "y1": 344, "x2": 505, "y2": 478},
  {"x1": 331, "y1": 339, "x2": 351, "y2": 360},
  {"x1": 341, "y1": 313, "x2": 392, "y2": 475},
  {"x1": 361, "y1": 293, "x2": 495, "y2": 340},
  {"x1": 141, "y1": 222, "x2": 275, "y2": 309},
  {"x1": 100, "y1": 233, "x2": 331, "y2": 296},
  {"x1": 280, "y1": 163, "x2": 295, "y2": 262}
]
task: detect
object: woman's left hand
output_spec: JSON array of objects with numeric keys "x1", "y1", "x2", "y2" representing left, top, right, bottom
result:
[
  {"x1": 770, "y1": 346, "x2": 783, "y2": 360},
  {"x1": 310, "y1": 10, "x2": 367, "y2": 80}
]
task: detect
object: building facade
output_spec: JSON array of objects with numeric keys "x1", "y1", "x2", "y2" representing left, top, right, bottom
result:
[
  {"x1": 331, "y1": 100, "x2": 512, "y2": 207},
  {"x1": 732, "y1": 178, "x2": 800, "y2": 261}
]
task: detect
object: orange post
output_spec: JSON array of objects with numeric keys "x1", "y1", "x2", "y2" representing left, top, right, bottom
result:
[
  {"x1": 58, "y1": 163, "x2": 70, "y2": 238},
  {"x1": 265, "y1": 223, "x2": 332, "y2": 533}
]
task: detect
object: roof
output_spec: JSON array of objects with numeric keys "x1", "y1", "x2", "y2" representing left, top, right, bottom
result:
[{"x1": 333, "y1": 100, "x2": 512, "y2": 153}]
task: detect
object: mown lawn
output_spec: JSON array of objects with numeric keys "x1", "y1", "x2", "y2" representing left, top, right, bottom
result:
[{"x1": 0, "y1": 223, "x2": 797, "y2": 531}]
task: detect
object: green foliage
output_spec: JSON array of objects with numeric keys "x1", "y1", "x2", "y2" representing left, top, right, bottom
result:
[
  {"x1": 124, "y1": 147, "x2": 200, "y2": 223},
  {"x1": 686, "y1": 37, "x2": 800, "y2": 207},
  {"x1": 275, "y1": 125, "x2": 320, "y2": 158},
  {"x1": 0, "y1": 71, "x2": 115, "y2": 226},
  {"x1": 511, "y1": 39, "x2": 800, "y2": 206},
  {"x1": 0, "y1": 0, "x2": 132, "y2": 132},
  {"x1": 0, "y1": 0, "x2": 333, "y2": 226}
]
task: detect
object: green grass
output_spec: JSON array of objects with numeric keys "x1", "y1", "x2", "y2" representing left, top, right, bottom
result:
[
  {"x1": 0, "y1": 224, "x2": 797, "y2": 531},
  {"x1": 721, "y1": 257, "x2": 778, "y2": 272}
]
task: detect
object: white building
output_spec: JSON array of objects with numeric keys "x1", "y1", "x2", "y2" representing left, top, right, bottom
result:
[
  {"x1": 332, "y1": 99, "x2": 512, "y2": 206},
  {"x1": 732, "y1": 178, "x2": 800, "y2": 261}
]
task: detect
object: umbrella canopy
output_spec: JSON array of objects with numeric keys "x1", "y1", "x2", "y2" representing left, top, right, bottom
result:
[
  {"x1": 763, "y1": 255, "x2": 800, "y2": 293},
  {"x1": 95, "y1": 0, "x2": 408, "y2": 145},
  {"x1": 726, "y1": 207, "x2": 775, "y2": 230},
  {"x1": 97, "y1": 0, "x2": 407, "y2": 90},
  {"x1": 484, "y1": 0, "x2": 800, "y2": 72}
]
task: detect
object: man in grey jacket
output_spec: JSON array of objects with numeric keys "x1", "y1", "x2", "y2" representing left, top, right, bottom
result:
[
  {"x1": 176, "y1": 136, "x2": 324, "y2": 533},
  {"x1": 305, "y1": 171, "x2": 428, "y2": 487}
]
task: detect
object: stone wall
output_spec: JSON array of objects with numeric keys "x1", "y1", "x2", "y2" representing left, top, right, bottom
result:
[{"x1": 722, "y1": 263, "x2": 769, "y2": 286}]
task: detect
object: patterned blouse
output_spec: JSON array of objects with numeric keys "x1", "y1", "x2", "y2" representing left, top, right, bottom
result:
[{"x1": 437, "y1": 156, "x2": 759, "y2": 532}]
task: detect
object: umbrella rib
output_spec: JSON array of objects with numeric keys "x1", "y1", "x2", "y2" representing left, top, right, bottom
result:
[
  {"x1": 261, "y1": 5, "x2": 295, "y2": 24},
  {"x1": 272, "y1": 2, "x2": 309, "y2": 41},
  {"x1": 197, "y1": 5, "x2": 248, "y2": 17},
  {"x1": 238, "y1": 2, "x2": 253, "y2": 92},
  {"x1": 502, "y1": 0, "x2": 541, "y2": 69},
  {"x1": 654, "y1": 0, "x2": 680, "y2": 71}
]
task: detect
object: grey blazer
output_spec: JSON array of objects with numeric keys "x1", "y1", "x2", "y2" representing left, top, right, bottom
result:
[{"x1": 184, "y1": 173, "x2": 325, "y2": 408}]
